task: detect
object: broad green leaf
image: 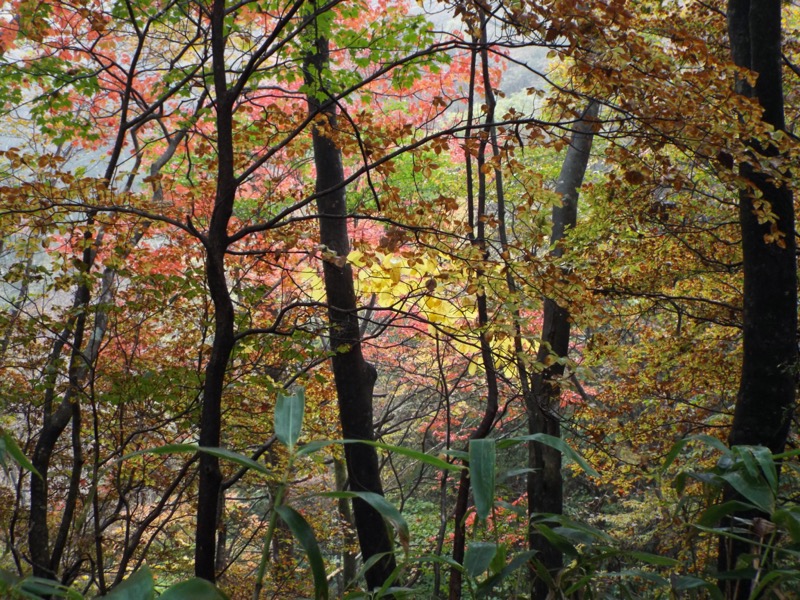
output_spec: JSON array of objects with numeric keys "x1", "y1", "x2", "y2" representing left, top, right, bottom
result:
[
  {"x1": 276, "y1": 505, "x2": 328, "y2": 600},
  {"x1": 1, "y1": 431, "x2": 41, "y2": 478},
  {"x1": 476, "y1": 550, "x2": 538, "y2": 598},
  {"x1": 296, "y1": 440, "x2": 337, "y2": 457},
  {"x1": 745, "y1": 445, "x2": 778, "y2": 492},
  {"x1": 750, "y1": 569, "x2": 800, "y2": 599},
  {"x1": 159, "y1": 578, "x2": 229, "y2": 600},
  {"x1": 532, "y1": 524, "x2": 578, "y2": 557},
  {"x1": 95, "y1": 565, "x2": 154, "y2": 599},
  {"x1": 464, "y1": 542, "x2": 497, "y2": 578},
  {"x1": 697, "y1": 500, "x2": 757, "y2": 527},
  {"x1": 198, "y1": 446, "x2": 271, "y2": 476},
  {"x1": 610, "y1": 569, "x2": 669, "y2": 586},
  {"x1": 346, "y1": 439, "x2": 463, "y2": 472},
  {"x1": 122, "y1": 444, "x2": 269, "y2": 476},
  {"x1": 469, "y1": 439, "x2": 496, "y2": 521},
  {"x1": 663, "y1": 435, "x2": 730, "y2": 474},
  {"x1": 318, "y1": 491, "x2": 409, "y2": 552},
  {"x1": 537, "y1": 513, "x2": 613, "y2": 543},
  {"x1": 499, "y1": 434, "x2": 599, "y2": 477},
  {"x1": 670, "y1": 575, "x2": 723, "y2": 599},
  {"x1": 625, "y1": 551, "x2": 679, "y2": 567},
  {"x1": 275, "y1": 389, "x2": 305, "y2": 451},
  {"x1": 718, "y1": 470, "x2": 774, "y2": 513},
  {"x1": 18, "y1": 576, "x2": 82, "y2": 599},
  {"x1": 773, "y1": 508, "x2": 800, "y2": 542}
]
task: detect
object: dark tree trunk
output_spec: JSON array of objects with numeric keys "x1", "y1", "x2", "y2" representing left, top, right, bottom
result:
[
  {"x1": 527, "y1": 101, "x2": 598, "y2": 598},
  {"x1": 720, "y1": 1, "x2": 796, "y2": 597},
  {"x1": 194, "y1": 0, "x2": 237, "y2": 581},
  {"x1": 334, "y1": 458, "x2": 357, "y2": 592},
  {"x1": 304, "y1": 29, "x2": 397, "y2": 592}
]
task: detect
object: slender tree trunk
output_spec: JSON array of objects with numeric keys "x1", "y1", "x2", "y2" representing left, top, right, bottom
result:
[
  {"x1": 720, "y1": 1, "x2": 796, "y2": 597},
  {"x1": 527, "y1": 101, "x2": 598, "y2": 598},
  {"x1": 448, "y1": 14, "x2": 501, "y2": 599},
  {"x1": 194, "y1": 0, "x2": 237, "y2": 581},
  {"x1": 334, "y1": 458, "x2": 357, "y2": 592},
  {"x1": 304, "y1": 24, "x2": 397, "y2": 592}
]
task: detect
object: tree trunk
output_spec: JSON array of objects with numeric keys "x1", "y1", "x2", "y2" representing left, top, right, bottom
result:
[
  {"x1": 334, "y1": 458, "x2": 357, "y2": 593},
  {"x1": 304, "y1": 27, "x2": 397, "y2": 592},
  {"x1": 720, "y1": 1, "x2": 796, "y2": 597},
  {"x1": 194, "y1": 0, "x2": 237, "y2": 581},
  {"x1": 527, "y1": 101, "x2": 599, "y2": 598}
]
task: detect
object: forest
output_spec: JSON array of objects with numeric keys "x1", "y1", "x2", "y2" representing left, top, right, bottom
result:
[{"x1": 0, "y1": 0, "x2": 798, "y2": 598}]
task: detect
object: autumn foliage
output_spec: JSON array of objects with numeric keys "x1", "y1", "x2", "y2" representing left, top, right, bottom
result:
[{"x1": 0, "y1": 0, "x2": 799, "y2": 598}]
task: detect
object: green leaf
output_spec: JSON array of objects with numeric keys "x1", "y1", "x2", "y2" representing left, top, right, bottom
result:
[
  {"x1": 346, "y1": 439, "x2": 463, "y2": 472},
  {"x1": 625, "y1": 551, "x2": 679, "y2": 567},
  {"x1": 499, "y1": 434, "x2": 599, "y2": 477},
  {"x1": 276, "y1": 505, "x2": 328, "y2": 600},
  {"x1": 275, "y1": 389, "x2": 305, "y2": 451},
  {"x1": 122, "y1": 444, "x2": 269, "y2": 476},
  {"x1": 532, "y1": 524, "x2": 578, "y2": 557},
  {"x1": 670, "y1": 575, "x2": 723, "y2": 599},
  {"x1": 95, "y1": 566, "x2": 154, "y2": 599},
  {"x1": 296, "y1": 440, "x2": 336, "y2": 457},
  {"x1": 159, "y1": 578, "x2": 230, "y2": 600},
  {"x1": 0, "y1": 431, "x2": 41, "y2": 478},
  {"x1": 697, "y1": 500, "x2": 756, "y2": 527},
  {"x1": 718, "y1": 469, "x2": 774, "y2": 513},
  {"x1": 476, "y1": 550, "x2": 537, "y2": 598},
  {"x1": 469, "y1": 439, "x2": 496, "y2": 521},
  {"x1": 18, "y1": 576, "x2": 83, "y2": 599},
  {"x1": 464, "y1": 542, "x2": 497, "y2": 578},
  {"x1": 198, "y1": 446, "x2": 271, "y2": 476},
  {"x1": 773, "y1": 508, "x2": 800, "y2": 542},
  {"x1": 744, "y1": 445, "x2": 778, "y2": 492},
  {"x1": 318, "y1": 491, "x2": 409, "y2": 553}
]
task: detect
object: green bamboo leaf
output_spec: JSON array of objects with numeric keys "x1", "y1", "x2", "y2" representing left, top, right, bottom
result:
[
  {"x1": 275, "y1": 389, "x2": 305, "y2": 451},
  {"x1": 746, "y1": 445, "x2": 778, "y2": 492},
  {"x1": 670, "y1": 575, "x2": 723, "y2": 599},
  {"x1": 532, "y1": 524, "x2": 578, "y2": 557},
  {"x1": 276, "y1": 505, "x2": 328, "y2": 600},
  {"x1": 159, "y1": 578, "x2": 229, "y2": 600},
  {"x1": 346, "y1": 439, "x2": 463, "y2": 472},
  {"x1": 198, "y1": 446, "x2": 271, "y2": 476},
  {"x1": 464, "y1": 542, "x2": 497, "y2": 578},
  {"x1": 18, "y1": 576, "x2": 83, "y2": 599},
  {"x1": 469, "y1": 439, "x2": 495, "y2": 521},
  {"x1": 296, "y1": 440, "x2": 336, "y2": 457},
  {"x1": 773, "y1": 508, "x2": 800, "y2": 542},
  {"x1": 626, "y1": 551, "x2": 679, "y2": 567},
  {"x1": 95, "y1": 566, "x2": 154, "y2": 599},
  {"x1": 1, "y1": 431, "x2": 41, "y2": 478},
  {"x1": 319, "y1": 491, "x2": 409, "y2": 552},
  {"x1": 121, "y1": 444, "x2": 269, "y2": 476},
  {"x1": 499, "y1": 434, "x2": 599, "y2": 477},
  {"x1": 718, "y1": 470, "x2": 774, "y2": 513},
  {"x1": 476, "y1": 550, "x2": 537, "y2": 598},
  {"x1": 697, "y1": 500, "x2": 756, "y2": 527}
]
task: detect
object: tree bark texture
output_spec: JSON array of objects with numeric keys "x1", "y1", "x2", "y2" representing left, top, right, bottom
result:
[
  {"x1": 305, "y1": 30, "x2": 397, "y2": 592},
  {"x1": 720, "y1": 1, "x2": 797, "y2": 597},
  {"x1": 527, "y1": 101, "x2": 599, "y2": 598}
]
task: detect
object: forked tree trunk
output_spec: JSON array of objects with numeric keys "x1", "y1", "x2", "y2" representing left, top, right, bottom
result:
[
  {"x1": 720, "y1": 1, "x2": 796, "y2": 597},
  {"x1": 527, "y1": 101, "x2": 598, "y2": 598},
  {"x1": 304, "y1": 28, "x2": 397, "y2": 592}
]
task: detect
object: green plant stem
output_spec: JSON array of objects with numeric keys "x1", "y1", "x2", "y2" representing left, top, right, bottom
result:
[{"x1": 252, "y1": 453, "x2": 295, "y2": 600}]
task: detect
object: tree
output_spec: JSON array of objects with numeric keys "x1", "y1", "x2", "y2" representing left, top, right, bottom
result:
[
  {"x1": 303, "y1": 8, "x2": 397, "y2": 590},
  {"x1": 720, "y1": 0, "x2": 797, "y2": 596},
  {"x1": 527, "y1": 99, "x2": 599, "y2": 596}
]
